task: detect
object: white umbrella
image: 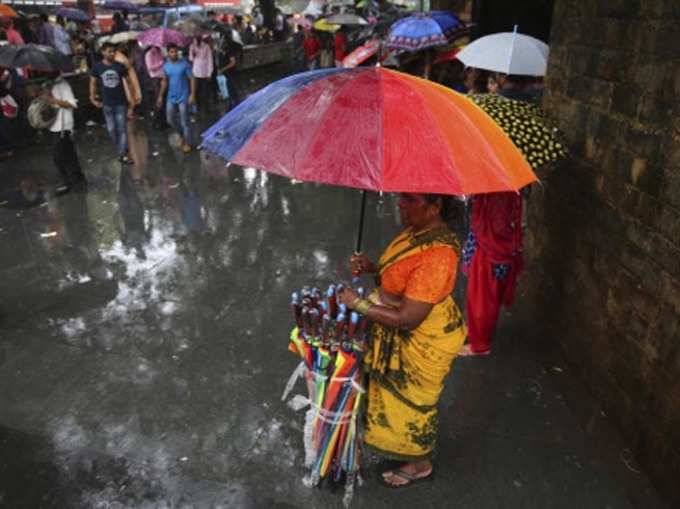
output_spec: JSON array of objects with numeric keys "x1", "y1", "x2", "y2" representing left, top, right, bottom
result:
[
  {"x1": 324, "y1": 13, "x2": 368, "y2": 25},
  {"x1": 457, "y1": 29, "x2": 549, "y2": 76}
]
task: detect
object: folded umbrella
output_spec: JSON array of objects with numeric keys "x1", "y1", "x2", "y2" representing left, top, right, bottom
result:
[
  {"x1": 387, "y1": 11, "x2": 469, "y2": 51},
  {"x1": 456, "y1": 29, "x2": 549, "y2": 76},
  {"x1": 0, "y1": 44, "x2": 75, "y2": 72}
]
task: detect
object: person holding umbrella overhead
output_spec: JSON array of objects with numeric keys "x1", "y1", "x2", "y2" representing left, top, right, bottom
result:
[
  {"x1": 90, "y1": 41, "x2": 134, "y2": 164},
  {"x1": 337, "y1": 194, "x2": 466, "y2": 487}
]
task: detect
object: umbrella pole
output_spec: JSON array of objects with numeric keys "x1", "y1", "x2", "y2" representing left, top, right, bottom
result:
[{"x1": 355, "y1": 190, "x2": 367, "y2": 254}]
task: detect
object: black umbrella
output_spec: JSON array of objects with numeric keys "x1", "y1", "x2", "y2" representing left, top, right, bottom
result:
[{"x1": 0, "y1": 44, "x2": 75, "y2": 72}]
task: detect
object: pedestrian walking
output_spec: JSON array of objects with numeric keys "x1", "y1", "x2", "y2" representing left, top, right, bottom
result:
[
  {"x1": 334, "y1": 28, "x2": 347, "y2": 67},
  {"x1": 144, "y1": 45, "x2": 168, "y2": 129},
  {"x1": 2, "y1": 19, "x2": 24, "y2": 45},
  {"x1": 188, "y1": 35, "x2": 214, "y2": 113},
  {"x1": 42, "y1": 72, "x2": 86, "y2": 191},
  {"x1": 90, "y1": 41, "x2": 134, "y2": 164},
  {"x1": 38, "y1": 13, "x2": 55, "y2": 48},
  {"x1": 115, "y1": 43, "x2": 142, "y2": 118},
  {"x1": 158, "y1": 43, "x2": 195, "y2": 153},
  {"x1": 53, "y1": 16, "x2": 72, "y2": 56},
  {"x1": 460, "y1": 192, "x2": 524, "y2": 356},
  {"x1": 302, "y1": 30, "x2": 320, "y2": 70},
  {"x1": 216, "y1": 39, "x2": 240, "y2": 110}
]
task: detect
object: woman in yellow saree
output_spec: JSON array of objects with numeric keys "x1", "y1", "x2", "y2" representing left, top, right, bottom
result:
[{"x1": 338, "y1": 193, "x2": 466, "y2": 488}]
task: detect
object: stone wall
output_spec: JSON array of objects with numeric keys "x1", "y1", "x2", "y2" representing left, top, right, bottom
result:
[{"x1": 529, "y1": 0, "x2": 680, "y2": 503}]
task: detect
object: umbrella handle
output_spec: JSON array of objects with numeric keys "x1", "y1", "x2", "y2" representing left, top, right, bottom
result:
[{"x1": 354, "y1": 190, "x2": 367, "y2": 255}]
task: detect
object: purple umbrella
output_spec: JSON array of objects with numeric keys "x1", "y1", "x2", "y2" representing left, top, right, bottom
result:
[
  {"x1": 56, "y1": 7, "x2": 91, "y2": 22},
  {"x1": 137, "y1": 27, "x2": 190, "y2": 48},
  {"x1": 102, "y1": 0, "x2": 140, "y2": 13}
]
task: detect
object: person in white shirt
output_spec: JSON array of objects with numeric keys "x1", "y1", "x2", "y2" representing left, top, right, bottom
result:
[{"x1": 42, "y1": 74, "x2": 85, "y2": 190}]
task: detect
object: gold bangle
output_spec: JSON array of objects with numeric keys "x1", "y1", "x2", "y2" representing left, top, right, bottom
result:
[{"x1": 354, "y1": 298, "x2": 372, "y2": 315}]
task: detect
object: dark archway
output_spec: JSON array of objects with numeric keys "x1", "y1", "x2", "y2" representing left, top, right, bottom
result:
[{"x1": 472, "y1": 0, "x2": 555, "y2": 42}]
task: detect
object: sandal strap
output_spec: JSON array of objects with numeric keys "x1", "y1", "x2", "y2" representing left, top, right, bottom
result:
[{"x1": 391, "y1": 468, "x2": 432, "y2": 482}]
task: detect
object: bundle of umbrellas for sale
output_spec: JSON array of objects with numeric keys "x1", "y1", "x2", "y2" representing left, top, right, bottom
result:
[{"x1": 282, "y1": 284, "x2": 369, "y2": 503}]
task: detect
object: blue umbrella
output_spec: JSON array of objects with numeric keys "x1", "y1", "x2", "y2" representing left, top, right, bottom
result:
[
  {"x1": 102, "y1": 1, "x2": 140, "y2": 13},
  {"x1": 386, "y1": 11, "x2": 469, "y2": 51},
  {"x1": 56, "y1": 7, "x2": 91, "y2": 22}
]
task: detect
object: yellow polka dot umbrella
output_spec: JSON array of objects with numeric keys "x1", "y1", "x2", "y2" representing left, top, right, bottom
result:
[{"x1": 468, "y1": 94, "x2": 567, "y2": 169}]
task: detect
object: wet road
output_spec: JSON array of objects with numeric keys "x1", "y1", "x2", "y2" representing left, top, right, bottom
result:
[{"x1": 0, "y1": 102, "x2": 670, "y2": 508}]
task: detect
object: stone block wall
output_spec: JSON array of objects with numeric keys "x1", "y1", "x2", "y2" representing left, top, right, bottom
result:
[{"x1": 528, "y1": 0, "x2": 680, "y2": 502}]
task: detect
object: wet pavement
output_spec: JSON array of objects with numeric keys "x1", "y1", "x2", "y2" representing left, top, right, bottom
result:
[{"x1": 0, "y1": 96, "x2": 671, "y2": 509}]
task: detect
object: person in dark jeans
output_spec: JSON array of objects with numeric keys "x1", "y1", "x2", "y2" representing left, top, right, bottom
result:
[
  {"x1": 90, "y1": 42, "x2": 134, "y2": 164},
  {"x1": 216, "y1": 39, "x2": 241, "y2": 110},
  {"x1": 42, "y1": 72, "x2": 86, "y2": 191}
]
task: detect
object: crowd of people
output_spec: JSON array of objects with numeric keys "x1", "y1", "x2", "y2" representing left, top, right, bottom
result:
[{"x1": 0, "y1": 8, "x2": 250, "y2": 160}]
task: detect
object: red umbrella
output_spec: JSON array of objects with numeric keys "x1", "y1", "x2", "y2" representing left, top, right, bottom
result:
[{"x1": 341, "y1": 39, "x2": 380, "y2": 68}]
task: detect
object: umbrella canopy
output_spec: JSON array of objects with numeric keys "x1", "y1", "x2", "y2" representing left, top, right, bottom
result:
[
  {"x1": 387, "y1": 11, "x2": 469, "y2": 51},
  {"x1": 313, "y1": 19, "x2": 340, "y2": 33},
  {"x1": 0, "y1": 44, "x2": 75, "y2": 72},
  {"x1": 469, "y1": 94, "x2": 567, "y2": 169},
  {"x1": 288, "y1": 17, "x2": 313, "y2": 30},
  {"x1": 138, "y1": 27, "x2": 191, "y2": 48},
  {"x1": 56, "y1": 7, "x2": 90, "y2": 22},
  {"x1": 341, "y1": 38, "x2": 379, "y2": 68},
  {"x1": 0, "y1": 5, "x2": 18, "y2": 18},
  {"x1": 99, "y1": 31, "x2": 139, "y2": 46},
  {"x1": 202, "y1": 68, "x2": 536, "y2": 196},
  {"x1": 173, "y1": 16, "x2": 211, "y2": 37},
  {"x1": 457, "y1": 31, "x2": 549, "y2": 76},
  {"x1": 102, "y1": 1, "x2": 140, "y2": 13},
  {"x1": 324, "y1": 13, "x2": 369, "y2": 26}
]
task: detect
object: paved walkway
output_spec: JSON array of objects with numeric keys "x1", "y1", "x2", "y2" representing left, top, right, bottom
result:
[{"x1": 0, "y1": 109, "x2": 670, "y2": 508}]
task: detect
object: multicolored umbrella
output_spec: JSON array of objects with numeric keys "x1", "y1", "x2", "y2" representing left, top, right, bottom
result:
[
  {"x1": 0, "y1": 44, "x2": 75, "y2": 72},
  {"x1": 56, "y1": 7, "x2": 91, "y2": 22},
  {"x1": 138, "y1": 27, "x2": 190, "y2": 48},
  {"x1": 469, "y1": 94, "x2": 567, "y2": 169},
  {"x1": 387, "y1": 11, "x2": 469, "y2": 51},
  {"x1": 202, "y1": 67, "x2": 536, "y2": 196}
]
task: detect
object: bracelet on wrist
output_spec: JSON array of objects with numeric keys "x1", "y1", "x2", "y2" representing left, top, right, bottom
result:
[{"x1": 354, "y1": 298, "x2": 372, "y2": 315}]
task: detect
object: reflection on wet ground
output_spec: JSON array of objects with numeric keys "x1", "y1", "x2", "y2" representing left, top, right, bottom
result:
[{"x1": 0, "y1": 111, "x2": 669, "y2": 508}]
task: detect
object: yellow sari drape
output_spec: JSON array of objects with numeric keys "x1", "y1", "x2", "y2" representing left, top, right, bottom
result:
[{"x1": 364, "y1": 228, "x2": 467, "y2": 460}]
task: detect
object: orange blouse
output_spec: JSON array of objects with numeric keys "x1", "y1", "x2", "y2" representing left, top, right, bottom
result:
[{"x1": 380, "y1": 245, "x2": 458, "y2": 304}]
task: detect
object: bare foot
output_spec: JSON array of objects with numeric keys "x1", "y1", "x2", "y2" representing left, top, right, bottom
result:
[{"x1": 458, "y1": 344, "x2": 491, "y2": 357}]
